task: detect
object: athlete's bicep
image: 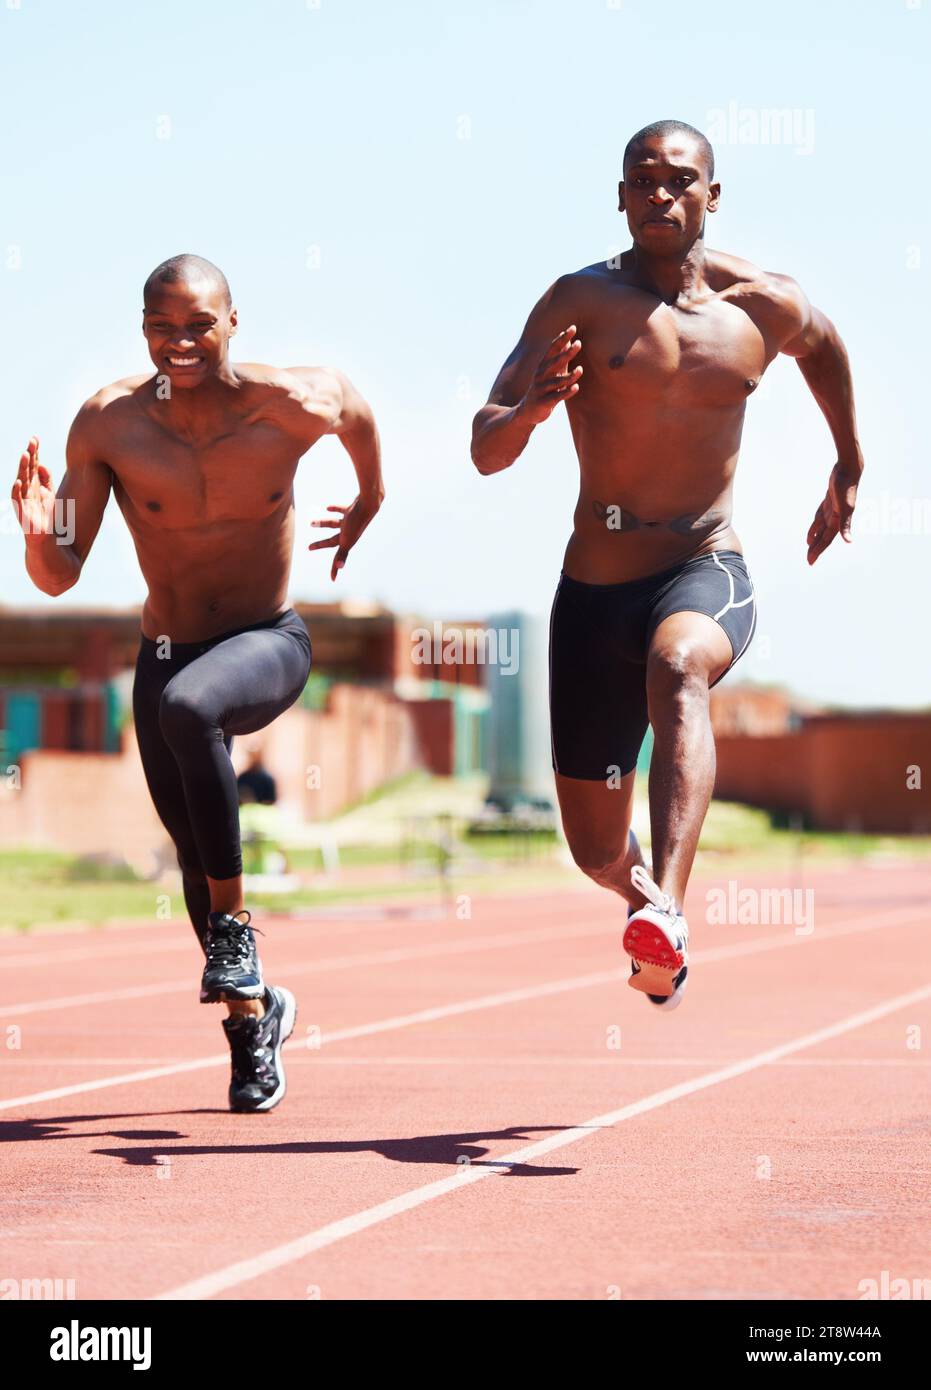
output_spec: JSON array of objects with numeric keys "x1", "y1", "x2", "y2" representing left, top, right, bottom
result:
[
  {"x1": 487, "y1": 342, "x2": 535, "y2": 408},
  {"x1": 485, "y1": 280, "x2": 571, "y2": 407},
  {"x1": 61, "y1": 407, "x2": 113, "y2": 563}
]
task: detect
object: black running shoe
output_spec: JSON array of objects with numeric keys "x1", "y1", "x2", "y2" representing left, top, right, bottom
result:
[
  {"x1": 200, "y1": 909, "x2": 264, "y2": 1003},
  {"x1": 222, "y1": 986, "x2": 296, "y2": 1113}
]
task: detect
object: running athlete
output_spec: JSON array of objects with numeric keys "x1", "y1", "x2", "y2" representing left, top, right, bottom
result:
[
  {"x1": 471, "y1": 121, "x2": 862, "y2": 1010},
  {"x1": 12, "y1": 254, "x2": 384, "y2": 1107}
]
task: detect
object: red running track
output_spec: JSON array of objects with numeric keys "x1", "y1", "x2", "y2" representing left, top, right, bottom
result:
[{"x1": 0, "y1": 864, "x2": 929, "y2": 1301}]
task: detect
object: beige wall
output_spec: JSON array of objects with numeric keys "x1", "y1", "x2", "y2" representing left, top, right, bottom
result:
[{"x1": 0, "y1": 683, "x2": 426, "y2": 870}]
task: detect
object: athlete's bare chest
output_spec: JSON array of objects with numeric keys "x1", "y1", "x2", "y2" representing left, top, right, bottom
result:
[
  {"x1": 109, "y1": 412, "x2": 301, "y2": 529},
  {"x1": 578, "y1": 292, "x2": 768, "y2": 410}
]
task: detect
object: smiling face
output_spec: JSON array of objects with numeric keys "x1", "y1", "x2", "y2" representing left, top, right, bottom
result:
[
  {"x1": 619, "y1": 132, "x2": 720, "y2": 254},
  {"x1": 142, "y1": 278, "x2": 237, "y2": 390}
]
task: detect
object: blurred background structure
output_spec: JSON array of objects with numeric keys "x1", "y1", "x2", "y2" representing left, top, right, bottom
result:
[
  {"x1": 1, "y1": 601, "x2": 928, "y2": 917},
  {"x1": 0, "y1": 603, "x2": 490, "y2": 871}
]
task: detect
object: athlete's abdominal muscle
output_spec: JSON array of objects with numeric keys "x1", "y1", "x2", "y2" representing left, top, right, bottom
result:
[
  {"x1": 129, "y1": 507, "x2": 295, "y2": 641},
  {"x1": 563, "y1": 407, "x2": 744, "y2": 584},
  {"x1": 568, "y1": 391, "x2": 747, "y2": 477}
]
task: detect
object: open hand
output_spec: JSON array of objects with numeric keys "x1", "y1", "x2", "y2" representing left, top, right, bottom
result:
[
  {"x1": 519, "y1": 325, "x2": 583, "y2": 425},
  {"x1": 806, "y1": 462, "x2": 860, "y2": 565},
  {"x1": 308, "y1": 497, "x2": 379, "y2": 581},
  {"x1": 11, "y1": 437, "x2": 56, "y2": 539}
]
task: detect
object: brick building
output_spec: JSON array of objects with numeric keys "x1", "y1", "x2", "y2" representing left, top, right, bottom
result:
[
  {"x1": 711, "y1": 686, "x2": 931, "y2": 834},
  {"x1": 0, "y1": 603, "x2": 491, "y2": 865}
]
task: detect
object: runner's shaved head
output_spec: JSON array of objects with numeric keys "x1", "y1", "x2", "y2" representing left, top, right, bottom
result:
[
  {"x1": 144, "y1": 254, "x2": 232, "y2": 308},
  {"x1": 623, "y1": 120, "x2": 715, "y2": 179}
]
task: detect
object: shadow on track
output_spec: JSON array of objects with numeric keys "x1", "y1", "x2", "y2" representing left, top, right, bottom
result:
[{"x1": 0, "y1": 1113, "x2": 586, "y2": 1175}]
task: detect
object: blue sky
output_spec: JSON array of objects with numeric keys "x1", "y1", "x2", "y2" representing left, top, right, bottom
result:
[{"x1": 1, "y1": 0, "x2": 928, "y2": 707}]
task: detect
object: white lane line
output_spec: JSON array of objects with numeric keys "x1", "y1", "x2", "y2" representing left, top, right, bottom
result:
[
  {"x1": 0, "y1": 981, "x2": 199, "y2": 1018},
  {"x1": 0, "y1": 969, "x2": 621, "y2": 1112},
  {"x1": 0, "y1": 1054, "x2": 231, "y2": 1112},
  {"x1": 154, "y1": 980, "x2": 931, "y2": 1301},
  {"x1": 281, "y1": 1055, "x2": 931, "y2": 1068},
  {"x1": 0, "y1": 938, "x2": 192, "y2": 970},
  {"x1": 0, "y1": 898, "x2": 921, "y2": 1021},
  {"x1": 0, "y1": 919, "x2": 621, "y2": 1020},
  {"x1": 3, "y1": 1057, "x2": 199, "y2": 1067},
  {"x1": 2, "y1": 905, "x2": 926, "y2": 1114},
  {"x1": 7, "y1": 1050, "x2": 931, "y2": 1073}
]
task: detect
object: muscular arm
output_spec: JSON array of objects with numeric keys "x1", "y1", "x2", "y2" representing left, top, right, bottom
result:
[
  {"x1": 20, "y1": 404, "x2": 112, "y2": 596},
  {"x1": 775, "y1": 277, "x2": 863, "y2": 471},
  {"x1": 471, "y1": 279, "x2": 581, "y2": 475},
  {"x1": 765, "y1": 275, "x2": 863, "y2": 562},
  {"x1": 286, "y1": 366, "x2": 383, "y2": 507},
  {"x1": 287, "y1": 365, "x2": 384, "y2": 580},
  {"x1": 325, "y1": 368, "x2": 384, "y2": 508}
]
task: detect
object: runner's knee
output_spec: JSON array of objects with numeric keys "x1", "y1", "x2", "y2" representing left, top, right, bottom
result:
[
  {"x1": 646, "y1": 642, "x2": 712, "y2": 711},
  {"x1": 158, "y1": 685, "x2": 218, "y2": 746},
  {"x1": 178, "y1": 855, "x2": 206, "y2": 884},
  {"x1": 564, "y1": 823, "x2": 632, "y2": 882},
  {"x1": 175, "y1": 842, "x2": 206, "y2": 880}
]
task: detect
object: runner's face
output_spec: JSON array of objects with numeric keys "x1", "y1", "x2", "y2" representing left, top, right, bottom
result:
[
  {"x1": 619, "y1": 136, "x2": 719, "y2": 251},
  {"x1": 142, "y1": 282, "x2": 236, "y2": 389}
]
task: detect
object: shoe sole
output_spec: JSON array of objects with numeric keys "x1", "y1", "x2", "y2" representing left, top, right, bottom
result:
[
  {"x1": 230, "y1": 987, "x2": 297, "y2": 1114},
  {"x1": 623, "y1": 918, "x2": 686, "y2": 998},
  {"x1": 200, "y1": 981, "x2": 266, "y2": 1004},
  {"x1": 201, "y1": 943, "x2": 265, "y2": 1004}
]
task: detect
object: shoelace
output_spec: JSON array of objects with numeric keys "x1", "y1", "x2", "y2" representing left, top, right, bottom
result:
[
  {"x1": 228, "y1": 1016, "x2": 275, "y2": 1086},
  {"x1": 630, "y1": 864, "x2": 679, "y2": 920},
  {"x1": 206, "y1": 912, "x2": 262, "y2": 970}
]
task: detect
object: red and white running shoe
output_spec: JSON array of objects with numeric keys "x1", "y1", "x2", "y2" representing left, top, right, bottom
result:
[{"x1": 623, "y1": 864, "x2": 689, "y2": 1011}]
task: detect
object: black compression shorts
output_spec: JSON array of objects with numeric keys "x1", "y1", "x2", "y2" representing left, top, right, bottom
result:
[
  {"x1": 132, "y1": 608, "x2": 312, "y2": 895},
  {"x1": 548, "y1": 549, "x2": 757, "y2": 781}
]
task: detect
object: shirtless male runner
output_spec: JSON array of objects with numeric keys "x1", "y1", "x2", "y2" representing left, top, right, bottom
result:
[
  {"x1": 12, "y1": 254, "x2": 384, "y2": 1108},
  {"x1": 471, "y1": 120, "x2": 862, "y2": 1010}
]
